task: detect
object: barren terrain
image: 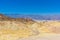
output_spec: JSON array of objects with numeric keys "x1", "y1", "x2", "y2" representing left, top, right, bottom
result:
[{"x1": 0, "y1": 14, "x2": 60, "y2": 40}]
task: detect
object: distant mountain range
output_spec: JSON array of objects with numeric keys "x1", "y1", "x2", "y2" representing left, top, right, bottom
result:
[
  {"x1": 0, "y1": 13, "x2": 59, "y2": 20},
  {"x1": 3, "y1": 14, "x2": 60, "y2": 20}
]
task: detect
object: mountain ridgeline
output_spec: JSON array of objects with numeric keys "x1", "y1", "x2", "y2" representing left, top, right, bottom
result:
[
  {"x1": 4, "y1": 14, "x2": 60, "y2": 20},
  {"x1": 0, "y1": 14, "x2": 35, "y2": 22}
]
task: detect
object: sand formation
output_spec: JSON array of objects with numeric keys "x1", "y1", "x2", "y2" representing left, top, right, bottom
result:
[{"x1": 0, "y1": 14, "x2": 60, "y2": 40}]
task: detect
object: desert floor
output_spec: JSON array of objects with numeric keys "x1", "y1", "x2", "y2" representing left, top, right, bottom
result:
[{"x1": 20, "y1": 33, "x2": 60, "y2": 40}]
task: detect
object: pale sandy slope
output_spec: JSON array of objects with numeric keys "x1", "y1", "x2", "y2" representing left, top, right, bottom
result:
[
  {"x1": 20, "y1": 34, "x2": 60, "y2": 40},
  {"x1": 0, "y1": 20, "x2": 60, "y2": 40},
  {"x1": 20, "y1": 20, "x2": 60, "y2": 40}
]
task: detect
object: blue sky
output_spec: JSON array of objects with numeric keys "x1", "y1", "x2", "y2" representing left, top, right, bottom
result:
[{"x1": 0, "y1": 0, "x2": 60, "y2": 15}]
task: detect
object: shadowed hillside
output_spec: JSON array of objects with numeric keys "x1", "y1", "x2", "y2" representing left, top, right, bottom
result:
[{"x1": 0, "y1": 14, "x2": 35, "y2": 24}]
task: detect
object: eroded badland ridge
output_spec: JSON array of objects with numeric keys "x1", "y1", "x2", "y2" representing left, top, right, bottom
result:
[
  {"x1": 0, "y1": 14, "x2": 60, "y2": 40},
  {"x1": 0, "y1": 14, "x2": 39, "y2": 38}
]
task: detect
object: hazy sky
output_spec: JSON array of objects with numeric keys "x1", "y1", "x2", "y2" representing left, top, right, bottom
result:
[{"x1": 0, "y1": 0, "x2": 60, "y2": 15}]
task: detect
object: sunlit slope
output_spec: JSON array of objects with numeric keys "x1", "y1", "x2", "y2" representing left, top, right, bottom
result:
[
  {"x1": 43, "y1": 21, "x2": 60, "y2": 33},
  {"x1": 0, "y1": 20, "x2": 60, "y2": 40},
  {"x1": 0, "y1": 21, "x2": 35, "y2": 38}
]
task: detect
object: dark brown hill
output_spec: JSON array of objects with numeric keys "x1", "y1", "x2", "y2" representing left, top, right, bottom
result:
[{"x1": 0, "y1": 14, "x2": 35, "y2": 24}]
